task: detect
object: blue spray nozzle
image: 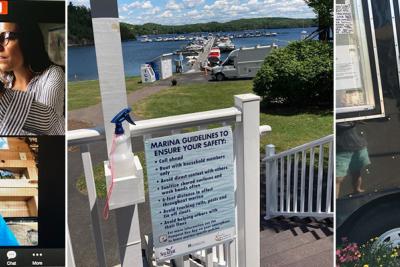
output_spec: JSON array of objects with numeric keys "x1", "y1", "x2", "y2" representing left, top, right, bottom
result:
[{"x1": 111, "y1": 108, "x2": 136, "y2": 135}]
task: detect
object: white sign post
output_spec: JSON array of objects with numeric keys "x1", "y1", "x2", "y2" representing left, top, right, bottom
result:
[{"x1": 145, "y1": 126, "x2": 236, "y2": 261}]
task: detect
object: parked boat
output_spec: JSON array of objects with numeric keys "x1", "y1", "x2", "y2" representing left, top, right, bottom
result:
[
  {"x1": 186, "y1": 43, "x2": 204, "y2": 52},
  {"x1": 140, "y1": 35, "x2": 153, "y2": 42},
  {"x1": 217, "y1": 37, "x2": 235, "y2": 52},
  {"x1": 208, "y1": 47, "x2": 221, "y2": 59},
  {"x1": 301, "y1": 30, "x2": 308, "y2": 40},
  {"x1": 265, "y1": 32, "x2": 277, "y2": 37}
]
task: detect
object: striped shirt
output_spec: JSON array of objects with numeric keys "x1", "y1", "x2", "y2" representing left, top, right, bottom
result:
[{"x1": 0, "y1": 65, "x2": 65, "y2": 135}]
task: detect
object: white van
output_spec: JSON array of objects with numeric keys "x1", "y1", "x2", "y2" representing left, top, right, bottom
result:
[{"x1": 211, "y1": 44, "x2": 277, "y2": 81}]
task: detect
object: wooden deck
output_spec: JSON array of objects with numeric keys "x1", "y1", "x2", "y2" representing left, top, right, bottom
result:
[{"x1": 260, "y1": 216, "x2": 333, "y2": 267}]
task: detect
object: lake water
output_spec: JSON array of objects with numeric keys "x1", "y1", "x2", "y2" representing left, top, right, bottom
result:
[{"x1": 68, "y1": 27, "x2": 316, "y2": 81}]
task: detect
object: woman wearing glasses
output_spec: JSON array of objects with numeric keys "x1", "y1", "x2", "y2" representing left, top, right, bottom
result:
[{"x1": 0, "y1": 19, "x2": 64, "y2": 135}]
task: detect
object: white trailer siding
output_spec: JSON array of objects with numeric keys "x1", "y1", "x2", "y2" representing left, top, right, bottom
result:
[{"x1": 236, "y1": 46, "x2": 275, "y2": 77}]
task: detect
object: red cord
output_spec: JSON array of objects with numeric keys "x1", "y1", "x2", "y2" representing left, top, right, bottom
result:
[{"x1": 103, "y1": 134, "x2": 118, "y2": 220}]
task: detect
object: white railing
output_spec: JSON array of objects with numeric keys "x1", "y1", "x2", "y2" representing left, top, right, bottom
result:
[
  {"x1": 68, "y1": 94, "x2": 268, "y2": 267},
  {"x1": 263, "y1": 135, "x2": 334, "y2": 220}
]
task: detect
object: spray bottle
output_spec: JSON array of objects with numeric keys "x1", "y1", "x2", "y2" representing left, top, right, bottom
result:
[
  {"x1": 104, "y1": 108, "x2": 136, "y2": 219},
  {"x1": 110, "y1": 108, "x2": 136, "y2": 178}
]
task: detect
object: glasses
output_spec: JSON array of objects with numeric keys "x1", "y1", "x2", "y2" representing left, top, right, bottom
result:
[{"x1": 0, "y1": 32, "x2": 18, "y2": 47}]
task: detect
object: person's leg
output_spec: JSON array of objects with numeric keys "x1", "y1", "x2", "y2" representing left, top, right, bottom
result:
[
  {"x1": 336, "y1": 151, "x2": 351, "y2": 198},
  {"x1": 350, "y1": 169, "x2": 365, "y2": 193},
  {"x1": 336, "y1": 178, "x2": 344, "y2": 198},
  {"x1": 348, "y1": 148, "x2": 370, "y2": 194}
]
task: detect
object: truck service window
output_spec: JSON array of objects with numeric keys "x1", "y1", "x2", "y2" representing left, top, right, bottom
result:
[
  {"x1": 336, "y1": 0, "x2": 384, "y2": 121},
  {"x1": 224, "y1": 57, "x2": 235, "y2": 66}
]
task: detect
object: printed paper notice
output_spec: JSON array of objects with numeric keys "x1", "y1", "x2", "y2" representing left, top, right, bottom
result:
[
  {"x1": 336, "y1": 0, "x2": 354, "y2": 35},
  {"x1": 336, "y1": 45, "x2": 362, "y2": 91},
  {"x1": 145, "y1": 127, "x2": 235, "y2": 261}
]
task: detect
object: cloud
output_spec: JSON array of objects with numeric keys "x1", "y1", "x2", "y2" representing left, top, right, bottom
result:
[
  {"x1": 165, "y1": 0, "x2": 181, "y2": 10},
  {"x1": 147, "y1": 6, "x2": 161, "y2": 15},
  {"x1": 119, "y1": 0, "x2": 315, "y2": 25},
  {"x1": 121, "y1": 0, "x2": 153, "y2": 12},
  {"x1": 183, "y1": 0, "x2": 205, "y2": 8},
  {"x1": 230, "y1": 5, "x2": 250, "y2": 12},
  {"x1": 72, "y1": 0, "x2": 90, "y2": 7},
  {"x1": 121, "y1": 2, "x2": 140, "y2": 12},
  {"x1": 204, "y1": 0, "x2": 252, "y2": 15},
  {"x1": 187, "y1": 10, "x2": 199, "y2": 16},
  {"x1": 186, "y1": 9, "x2": 202, "y2": 19},
  {"x1": 160, "y1": 10, "x2": 173, "y2": 18},
  {"x1": 142, "y1": 1, "x2": 153, "y2": 9},
  {"x1": 204, "y1": 0, "x2": 230, "y2": 10}
]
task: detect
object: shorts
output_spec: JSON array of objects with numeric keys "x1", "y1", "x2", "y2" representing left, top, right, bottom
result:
[{"x1": 336, "y1": 148, "x2": 370, "y2": 178}]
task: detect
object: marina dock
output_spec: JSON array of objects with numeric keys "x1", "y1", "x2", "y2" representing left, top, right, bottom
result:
[{"x1": 191, "y1": 36, "x2": 216, "y2": 72}]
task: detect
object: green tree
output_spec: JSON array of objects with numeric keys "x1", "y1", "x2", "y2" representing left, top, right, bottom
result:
[
  {"x1": 68, "y1": 2, "x2": 94, "y2": 45},
  {"x1": 120, "y1": 23, "x2": 135, "y2": 41},
  {"x1": 68, "y1": 2, "x2": 136, "y2": 45},
  {"x1": 304, "y1": 0, "x2": 333, "y2": 41}
]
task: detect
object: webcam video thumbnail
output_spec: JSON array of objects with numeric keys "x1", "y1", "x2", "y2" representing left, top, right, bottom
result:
[{"x1": 0, "y1": 137, "x2": 38, "y2": 246}]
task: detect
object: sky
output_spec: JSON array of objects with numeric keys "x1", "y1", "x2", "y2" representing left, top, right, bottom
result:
[{"x1": 71, "y1": 0, "x2": 315, "y2": 25}]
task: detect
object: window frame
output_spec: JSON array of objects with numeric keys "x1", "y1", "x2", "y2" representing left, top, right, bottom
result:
[{"x1": 336, "y1": 0, "x2": 386, "y2": 123}]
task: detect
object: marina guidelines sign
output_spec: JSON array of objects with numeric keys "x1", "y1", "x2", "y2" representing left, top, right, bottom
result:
[{"x1": 145, "y1": 127, "x2": 236, "y2": 261}]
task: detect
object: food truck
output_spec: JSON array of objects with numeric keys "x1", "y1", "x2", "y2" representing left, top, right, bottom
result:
[
  {"x1": 336, "y1": 0, "x2": 400, "y2": 247},
  {"x1": 211, "y1": 45, "x2": 276, "y2": 81}
]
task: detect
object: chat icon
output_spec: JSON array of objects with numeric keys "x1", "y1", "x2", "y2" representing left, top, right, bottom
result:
[{"x1": 7, "y1": 251, "x2": 16, "y2": 260}]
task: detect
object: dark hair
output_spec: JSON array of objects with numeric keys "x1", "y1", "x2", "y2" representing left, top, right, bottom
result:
[{"x1": 16, "y1": 18, "x2": 52, "y2": 73}]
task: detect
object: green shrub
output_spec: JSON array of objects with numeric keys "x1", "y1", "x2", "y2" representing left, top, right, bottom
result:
[{"x1": 253, "y1": 40, "x2": 333, "y2": 107}]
